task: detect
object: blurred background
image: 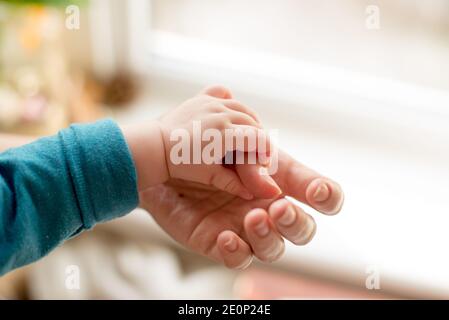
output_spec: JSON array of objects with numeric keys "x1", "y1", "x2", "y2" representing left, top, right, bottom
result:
[{"x1": 1, "y1": 0, "x2": 449, "y2": 299}]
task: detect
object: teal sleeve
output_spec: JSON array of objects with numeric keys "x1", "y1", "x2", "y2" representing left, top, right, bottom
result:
[{"x1": 0, "y1": 119, "x2": 139, "y2": 275}]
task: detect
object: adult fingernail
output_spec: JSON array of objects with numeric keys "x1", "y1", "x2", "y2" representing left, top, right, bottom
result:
[
  {"x1": 254, "y1": 219, "x2": 270, "y2": 237},
  {"x1": 236, "y1": 255, "x2": 253, "y2": 270},
  {"x1": 224, "y1": 237, "x2": 238, "y2": 252},
  {"x1": 292, "y1": 217, "x2": 317, "y2": 245},
  {"x1": 263, "y1": 240, "x2": 285, "y2": 262},
  {"x1": 278, "y1": 206, "x2": 296, "y2": 227},
  {"x1": 313, "y1": 182, "x2": 330, "y2": 202}
]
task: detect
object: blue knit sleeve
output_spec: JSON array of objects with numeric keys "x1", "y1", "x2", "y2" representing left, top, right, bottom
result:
[{"x1": 0, "y1": 119, "x2": 139, "y2": 275}]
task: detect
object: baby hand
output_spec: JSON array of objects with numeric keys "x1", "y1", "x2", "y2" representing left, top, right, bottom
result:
[{"x1": 124, "y1": 86, "x2": 281, "y2": 200}]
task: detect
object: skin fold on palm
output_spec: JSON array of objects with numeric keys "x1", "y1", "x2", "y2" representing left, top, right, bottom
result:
[{"x1": 139, "y1": 149, "x2": 344, "y2": 269}]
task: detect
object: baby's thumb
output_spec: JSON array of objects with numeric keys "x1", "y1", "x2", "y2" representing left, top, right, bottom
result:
[
  {"x1": 236, "y1": 163, "x2": 282, "y2": 199},
  {"x1": 209, "y1": 166, "x2": 253, "y2": 200}
]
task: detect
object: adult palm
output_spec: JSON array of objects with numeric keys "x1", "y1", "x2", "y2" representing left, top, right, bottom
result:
[{"x1": 140, "y1": 148, "x2": 344, "y2": 269}]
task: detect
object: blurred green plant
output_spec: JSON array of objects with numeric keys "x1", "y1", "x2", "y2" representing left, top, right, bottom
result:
[
  {"x1": 0, "y1": 0, "x2": 87, "y2": 7},
  {"x1": 0, "y1": 0, "x2": 88, "y2": 83}
]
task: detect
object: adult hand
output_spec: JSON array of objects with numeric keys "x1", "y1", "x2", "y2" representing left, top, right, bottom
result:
[
  {"x1": 139, "y1": 148, "x2": 343, "y2": 269},
  {"x1": 140, "y1": 87, "x2": 344, "y2": 269},
  {"x1": 139, "y1": 86, "x2": 344, "y2": 269}
]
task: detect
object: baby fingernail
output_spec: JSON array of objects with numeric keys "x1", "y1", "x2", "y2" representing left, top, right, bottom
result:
[
  {"x1": 254, "y1": 219, "x2": 270, "y2": 237},
  {"x1": 241, "y1": 189, "x2": 254, "y2": 200},
  {"x1": 259, "y1": 153, "x2": 271, "y2": 166},
  {"x1": 278, "y1": 206, "x2": 296, "y2": 227},
  {"x1": 259, "y1": 168, "x2": 282, "y2": 195},
  {"x1": 224, "y1": 237, "x2": 238, "y2": 252},
  {"x1": 259, "y1": 167, "x2": 269, "y2": 176},
  {"x1": 313, "y1": 182, "x2": 330, "y2": 202}
]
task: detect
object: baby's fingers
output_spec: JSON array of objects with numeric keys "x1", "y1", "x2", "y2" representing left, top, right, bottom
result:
[
  {"x1": 236, "y1": 162, "x2": 281, "y2": 199},
  {"x1": 224, "y1": 100, "x2": 261, "y2": 123},
  {"x1": 227, "y1": 110, "x2": 261, "y2": 128},
  {"x1": 200, "y1": 85, "x2": 233, "y2": 99},
  {"x1": 223, "y1": 125, "x2": 271, "y2": 157},
  {"x1": 217, "y1": 230, "x2": 253, "y2": 269},
  {"x1": 209, "y1": 166, "x2": 253, "y2": 200}
]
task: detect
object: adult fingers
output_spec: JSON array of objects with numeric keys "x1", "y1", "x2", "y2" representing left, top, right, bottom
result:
[
  {"x1": 272, "y1": 149, "x2": 344, "y2": 215},
  {"x1": 217, "y1": 230, "x2": 253, "y2": 269},
  {"x1": 237, "y1": 149, "x2": 344, "y2": 215},
  {"x1": 268, "y1": 198, "x2": 316, "y2": 245},
  {"x1": 244, "y1": 209, "x2": 285, "y2": 263}
]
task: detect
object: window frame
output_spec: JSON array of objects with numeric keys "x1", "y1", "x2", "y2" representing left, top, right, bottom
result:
[{"x1": 125, "y1": 0, "x2": 449, "y2": 135}]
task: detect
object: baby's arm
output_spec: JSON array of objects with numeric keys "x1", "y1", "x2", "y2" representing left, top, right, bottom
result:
[
  {"x1": 0, "y1": 86, "x2": 279, "y2": 275},
  {"x1": 0, "y1": 120, "x2": 139, "y2": 275}
]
